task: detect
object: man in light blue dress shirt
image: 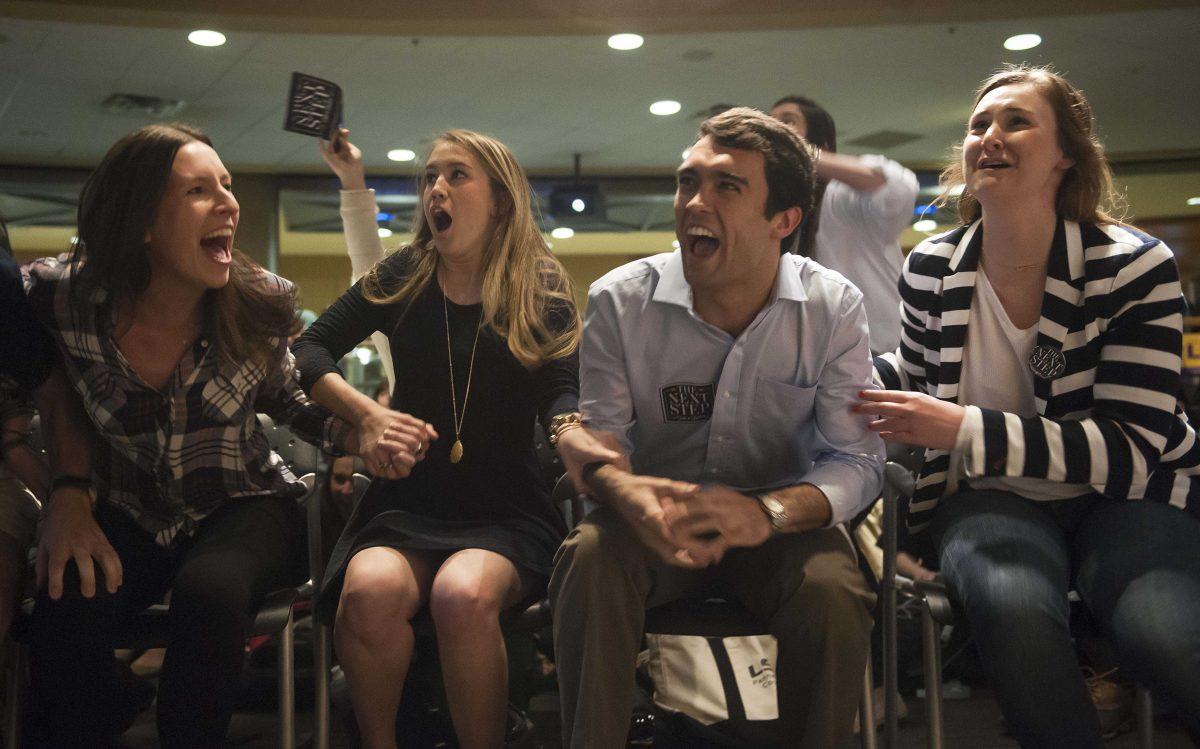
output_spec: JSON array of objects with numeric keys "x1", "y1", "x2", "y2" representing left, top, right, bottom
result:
[{"x1": 550, "y1": 108, "x2": 884, "y2": 748}]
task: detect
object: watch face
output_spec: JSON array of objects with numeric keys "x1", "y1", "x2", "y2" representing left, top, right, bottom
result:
[{"x1": 762, "y1": 495, "x2": 785, "y2": 514}]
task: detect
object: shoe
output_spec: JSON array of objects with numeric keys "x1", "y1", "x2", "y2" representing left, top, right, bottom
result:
[
  {"x1": 917, "y1": 680, "x2": 970, "y2": 701},
  {"x1": 1084, "y1": 667, "x2": 1133, "y2": 738}
]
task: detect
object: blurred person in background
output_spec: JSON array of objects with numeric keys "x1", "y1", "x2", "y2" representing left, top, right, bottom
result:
[{"x1": 771, "y1": 95, "x2": 918, "y2": 355}]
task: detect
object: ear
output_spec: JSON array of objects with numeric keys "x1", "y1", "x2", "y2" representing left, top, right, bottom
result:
[
  {"x1": 769, "y1": 206, "x2": 803, "y2": 240},
  {"x1": 490, "y1": 191, "x2": 512, "y2": 218}
]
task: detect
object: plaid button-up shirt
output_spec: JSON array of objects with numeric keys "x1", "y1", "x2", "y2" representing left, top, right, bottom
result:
[{"x1": 26, "y1": 256, "x2": 350, "y2": 547}]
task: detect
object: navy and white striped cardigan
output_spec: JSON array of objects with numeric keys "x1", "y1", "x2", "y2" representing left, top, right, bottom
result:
[{"x1": 874, "y1": 218, "x2": 1200, "y2": 531}]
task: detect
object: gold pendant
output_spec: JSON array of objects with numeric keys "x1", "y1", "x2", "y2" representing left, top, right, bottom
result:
[{"x1": 450, "y1": 439, "x2": 464, "y2": 464}]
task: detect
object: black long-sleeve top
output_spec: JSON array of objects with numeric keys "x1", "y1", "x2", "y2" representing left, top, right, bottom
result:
[{"x1": 292, "y1": 251, "x2": 578, "y2": 533}]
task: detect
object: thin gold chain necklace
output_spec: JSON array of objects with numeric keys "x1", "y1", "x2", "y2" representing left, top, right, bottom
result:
[{"x1": 442, "y1": 283, "x2": 483, "y2": 464}]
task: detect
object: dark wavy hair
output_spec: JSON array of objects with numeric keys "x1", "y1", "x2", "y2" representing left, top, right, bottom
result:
[{"x1": 70, "y1": 123, "x2": 299, "y2": 368}]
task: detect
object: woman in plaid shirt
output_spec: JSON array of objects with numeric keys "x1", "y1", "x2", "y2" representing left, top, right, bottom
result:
[{"x1": 21, "y1": 124, "x2": 375, "y2": 748}]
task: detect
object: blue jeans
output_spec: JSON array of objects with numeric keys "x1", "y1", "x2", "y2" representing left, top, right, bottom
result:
[{"x1": 932, "y1": 489, "x2": 1200, "y2": 748}]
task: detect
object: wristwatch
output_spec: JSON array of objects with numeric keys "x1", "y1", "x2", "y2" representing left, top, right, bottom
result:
[{"x1": 755, "y1": 492, "x2": 789, "y2": 535}]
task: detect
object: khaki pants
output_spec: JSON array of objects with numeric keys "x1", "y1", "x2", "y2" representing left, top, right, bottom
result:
[{"x1": 550, "y1": 506, "x2": 874, "y2": 749}]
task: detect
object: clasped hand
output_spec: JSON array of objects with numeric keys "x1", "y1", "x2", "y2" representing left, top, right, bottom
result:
[
  {"x1": 355, "y1": 407, "x2": 438, "y2": 480},
  {"x1": 607, "y1": 475, "x2": 771, "y2": 568}
]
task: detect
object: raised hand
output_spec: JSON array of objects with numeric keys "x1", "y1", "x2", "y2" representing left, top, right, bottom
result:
[{"x1": 318, "y1": 127, "x2": 367, "y2": 191}]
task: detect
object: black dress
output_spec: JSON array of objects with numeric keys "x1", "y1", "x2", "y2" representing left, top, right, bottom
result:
[{"x1": 292, "y1": 252, "x2": 578, "y2": 619}]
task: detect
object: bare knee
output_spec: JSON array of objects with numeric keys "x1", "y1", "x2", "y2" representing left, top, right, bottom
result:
[
  {"x1": 337, "y1": 552, "x2": 421, "y2": 647},
  {"x1": 429, "y1": 573, "x2": 505, "y2": 639}
]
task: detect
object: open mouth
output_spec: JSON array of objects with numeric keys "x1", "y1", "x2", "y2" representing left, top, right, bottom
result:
[
  {"x1": 684, "y1": 225, "x2": 721, "y2": 259},
  {"x1": 430, "y1": 206, "x2": 453, "y2": 233},
  {"x1": 978, "y1": 159, "x2": 1011, "y2": 170},
  {"x1": 200, "y1": 227, "x2": 233, "y2": 264}
]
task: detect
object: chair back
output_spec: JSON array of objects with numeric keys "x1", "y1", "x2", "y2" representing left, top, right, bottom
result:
[
  {"x1": 306, "y1": 471, "x2": 372, "y2": 591},
  {"x1": 257, "y1": 414, "x2": 322, "y2": 477}
]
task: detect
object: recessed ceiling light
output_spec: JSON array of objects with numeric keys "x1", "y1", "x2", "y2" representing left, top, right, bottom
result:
[
  {"x1": 377, "y1": 227, "x2": 393, "y2": 238},
  {"x1": 551, "y1": 227, "x2": 575, "y2": 239},
  {"x1": 1004, "y1": 33, "x2": 1041, "y2": 51},
  {"x1": 913, "y1": 219, "x2": 939, "y2": 233},
  {"x1": 387, "y1": 148, "x2": 416, "y2": 162},
  {"x1": 650, "y1": 100, "x2": 682, "y2": 116},
  {"x1": 1187, "y1": 196, "x2": 1200, "y2": 206},
  {"x1": 188, "y1": 29, "x2": 226, "y2": 47},
  {"x1": 608, "y1": 33, "x2": 644, "y2": 51}
]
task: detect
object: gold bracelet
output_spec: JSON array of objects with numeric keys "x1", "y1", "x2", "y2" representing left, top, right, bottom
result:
[{"x1": 548, "y1": 412, "x2": 583, "y2": 446}]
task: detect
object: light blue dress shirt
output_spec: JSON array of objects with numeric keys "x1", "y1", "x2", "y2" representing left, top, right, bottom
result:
[{"x1": 580, "y1": 250, "x2": 884, "y2": 526}]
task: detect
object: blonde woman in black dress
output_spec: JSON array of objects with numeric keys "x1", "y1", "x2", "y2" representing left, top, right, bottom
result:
[{"x1": 294, "y1": 129, "x2": 617, "y2": 749}]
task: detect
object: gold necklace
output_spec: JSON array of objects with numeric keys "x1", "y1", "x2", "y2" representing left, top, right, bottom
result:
[{"x1": 442, "y1": 284, "x2": 482, "y2": 464}]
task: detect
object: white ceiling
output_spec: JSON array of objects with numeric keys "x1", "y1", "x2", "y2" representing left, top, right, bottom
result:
[{"x1": 1, "y1": 6, "x2": 1198, "y2": 179}]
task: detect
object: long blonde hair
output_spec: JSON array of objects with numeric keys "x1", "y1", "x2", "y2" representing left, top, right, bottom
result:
[
  {"x1": 362, "y1": 129, "x2": 579, "y2": 369},
  {"x1": 937, "y1": 65, "x2": 1124, "y2": 225}
]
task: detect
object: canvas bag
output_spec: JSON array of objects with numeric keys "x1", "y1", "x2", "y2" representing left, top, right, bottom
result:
[{"x1": 642, "y1": 631, "x2": 785, "y2": 745}]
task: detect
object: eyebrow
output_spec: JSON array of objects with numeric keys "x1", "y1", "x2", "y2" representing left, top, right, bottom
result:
[
  {"x1": 973, "y1": 105, "x2": 1035, "y2": 120},
  {"x1": 425, "y1": 160, "x2": 471, "y2": 171},
  {"x1": 675, "y1": 166, "x2": 749, "y2": 187}
]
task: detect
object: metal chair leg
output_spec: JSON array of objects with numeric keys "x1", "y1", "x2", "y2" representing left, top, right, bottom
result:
[
  {"x1": 860, "y1": 658, "x2": 878, "y2": 749},
  {"x1": 881, "y1": 479, "x2": 899, "y2": 748},
  {"x1": 4, "y1": 641, "x2": 24, "y2": 749},
  {"x1": 1136, "y1": 685, "x2": 1153, "y2": 749},
  {"x1": 313, "y1": 619, "x2": 330, "y2": 749},
  {"x1": 921, "y1": 606, "x2": 943, "y2": 749},
  {"x1": 277, "y1": 609, "x2": 295, "y2": 749}
]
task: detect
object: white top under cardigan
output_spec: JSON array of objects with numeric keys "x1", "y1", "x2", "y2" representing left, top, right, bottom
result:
[{"x1": 951, "y1": 265, "x2": 1092, "y2": 501}]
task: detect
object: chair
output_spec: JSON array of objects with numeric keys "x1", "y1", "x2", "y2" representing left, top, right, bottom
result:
[
  {"x1": 883, "y1": 460, "x2": 1156, "y2": 749},
  {"x1": 3, "y1": 414, "x2": 321, "y2": 749}
]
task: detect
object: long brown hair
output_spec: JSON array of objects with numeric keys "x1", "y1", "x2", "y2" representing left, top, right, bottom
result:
[
  {"x1": 938, "y1": 65, "x2": 1123, "y2": 225},
  {"x1": 70, "y1": 123, "x2": 298, "y2": 368},
  {"x1": 362, "y1": 129, "x2": 579, "y2": 369}
]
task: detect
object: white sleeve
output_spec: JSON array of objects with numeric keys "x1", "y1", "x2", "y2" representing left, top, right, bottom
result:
[
  {"x1": 339, "y1": 189, "x2": 394, "y2": 389},
  {"x1": 823, "y1": 154, "x2": 919, "y2": 245}
]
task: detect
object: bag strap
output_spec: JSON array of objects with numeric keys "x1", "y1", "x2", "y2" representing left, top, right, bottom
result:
[{"x1": 705, "y1": 637, "x2": 746, "y2": 722}]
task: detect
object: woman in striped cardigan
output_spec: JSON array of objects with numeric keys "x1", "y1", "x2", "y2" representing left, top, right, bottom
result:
[{"x1": 860, "y1": 66, "x2": 1200, "y2": 745}]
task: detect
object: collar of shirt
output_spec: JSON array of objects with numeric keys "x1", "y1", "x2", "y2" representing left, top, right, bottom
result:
[{"x1": 650, "y1": 250, "x2": 809, "y2": 317}]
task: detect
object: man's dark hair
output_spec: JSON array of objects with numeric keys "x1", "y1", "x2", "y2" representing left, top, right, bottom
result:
[
  {"x1": 771, "y1": 95, "x2": 837, "y2": 153},
  {"x1": 698, "y1": 107, "x2": 815, "y2": 220},
  {"x1": 697, "y1": 107, "x2": 816, "y2": 252}
]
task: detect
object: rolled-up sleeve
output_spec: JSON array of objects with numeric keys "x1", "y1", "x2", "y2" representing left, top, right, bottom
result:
[
  {"x1": 803, "y1": 287, "x2": 886, "y2": 525},
  {"x1": 578, "y1": 284, "x2": 636, "y2": 457}
]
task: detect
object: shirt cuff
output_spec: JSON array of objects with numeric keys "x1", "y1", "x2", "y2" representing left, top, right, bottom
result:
[
  {"x1": 954, "y1": 405, "x2": 984, "y2": 477},
  {"x1": 803, "y1": 461, "x2": 873, "y2": 527}
]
